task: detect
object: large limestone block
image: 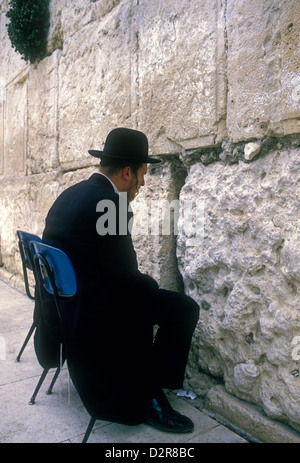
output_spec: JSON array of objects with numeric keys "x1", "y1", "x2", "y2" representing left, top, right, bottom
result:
[
  {"x1": 58, "y1": 0, "x2": 137, "y2": 170},
  {"x1": 27, "y1": 51, "x2": 60, "y2": 174},
  {"x1": 177, "y1": 145, "x2": 300, "y2": 429},
  {"x1": 137, "y1": 0, "x2": 227, "y2": 155},
  {"x1": 226, "y1": 0, "x2": 300, "y2": 141},
  {"x1": 0, "y1": 2, "x2": 30, "y2": 179},
  {"x1": 2, "y1": 70, "x2": 28, "y2": 178}
]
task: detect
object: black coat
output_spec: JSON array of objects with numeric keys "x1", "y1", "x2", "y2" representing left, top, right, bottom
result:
[{"x1": 36, "y1": 173, "x2": 159, "y2": 424}]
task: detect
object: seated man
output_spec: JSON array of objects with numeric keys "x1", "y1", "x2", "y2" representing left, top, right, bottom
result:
[{"x1": 40, "y1": 127, "x2": 199, "y2": 433}]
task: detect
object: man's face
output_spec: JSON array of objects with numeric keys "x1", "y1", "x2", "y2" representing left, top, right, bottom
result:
[{"x1": 127, "y1": 163, "x2": 147, "y2": 202}]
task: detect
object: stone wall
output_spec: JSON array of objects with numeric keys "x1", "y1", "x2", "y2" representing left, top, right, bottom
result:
[{"x1": 0, "y1": 0, "x2": 299, "y2": 436}]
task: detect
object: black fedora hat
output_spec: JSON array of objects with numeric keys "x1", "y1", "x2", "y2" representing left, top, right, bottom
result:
[{"x1": 88, "y1": 127, "x2": 161, "y2": 164}]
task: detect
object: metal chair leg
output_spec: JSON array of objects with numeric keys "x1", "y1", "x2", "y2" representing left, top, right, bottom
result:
[
  {"x1": 46, "y1": 366, "x2": 60, "y2": 395},
  {"x1": 29, "y1": 368, "x2": 49, "y2": 404},
  {"x1": 82, "y1": 417, "x2": 96, "y2": 443},
  {"x1": 15, "y1": 322, "x2": 36, "y2": 362}
]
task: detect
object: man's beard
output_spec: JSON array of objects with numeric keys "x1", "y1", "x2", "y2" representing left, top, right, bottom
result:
[{"x1": 128, "y1": 175, "x2": 139, "y2": 202}]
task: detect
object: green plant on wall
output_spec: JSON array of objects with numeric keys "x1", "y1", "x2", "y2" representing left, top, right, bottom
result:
[{"x1": 6, "y1": 0, "x2": 50, "y2": 64}]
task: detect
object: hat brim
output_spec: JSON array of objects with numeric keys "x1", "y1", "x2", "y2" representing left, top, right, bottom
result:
[{"x1": 88, "y1": 150, "x2": 161, "y2": 164}]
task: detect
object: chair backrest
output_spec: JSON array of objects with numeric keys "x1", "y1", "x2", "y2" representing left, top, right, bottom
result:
[
  {"x1": 31, "y1": 241, "x2": 77, "y2": 300},
  {"x1": 31, "y1": 242, "x2": 76, "y2": 372},
  {"x1": 16, "y1": 230, "x2": 42, "y2": 299}
]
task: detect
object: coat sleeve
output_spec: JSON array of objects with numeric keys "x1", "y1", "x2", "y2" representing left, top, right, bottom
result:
[{"x1": 95, "y1": 195, "x2": 159, "y2": 295}]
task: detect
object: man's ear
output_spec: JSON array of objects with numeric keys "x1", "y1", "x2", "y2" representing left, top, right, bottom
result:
[{"x1": 121, "y1": 166, "x2": 131, "y2": 180}]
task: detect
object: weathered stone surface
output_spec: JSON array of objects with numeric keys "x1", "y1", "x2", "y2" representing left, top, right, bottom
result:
[
  {"x1": 0, "y1": 172, "x2": 60, "y2": 274},
  {"x1": 48, "y1": 0, "x2": 121, "y2": 52},
  {"x1": 226, "y1": 0, "x2": 300, "y2": 141},
  {"x1": 206, "y1": 385, "x2": 300, "y2": 443},
  {"x1": 58, "y1": 0, "x2": 137, "y2": 170},
  {"x1": 177, "y1": 144, "x2": 300, "y2": 429},
  {"x1": 0, "y1": 1, "x2": 24, "y2": 82},
  {"x1": 244, "y1": 142, "x2": 262, "y2": 161},
  {"x1": 27, "y1": 51, "x2": 60, "y2": 174},
  {"x1": 0, "y1": 167, "x2": 94, "y2": 276},
  {"x1": 138, "y1": 0, "x2": 227, "y2": 154},
  {"x1": 2, "y1": 71, "x2": 28, "y2": 178},
  {"x1": 132, "y1": 156, "x2": 186, "y2": 292}
]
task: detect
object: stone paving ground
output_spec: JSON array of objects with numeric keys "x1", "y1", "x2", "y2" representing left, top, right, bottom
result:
[{"x1": 0, "y1": 278, "x2": 248, "y2": 445}]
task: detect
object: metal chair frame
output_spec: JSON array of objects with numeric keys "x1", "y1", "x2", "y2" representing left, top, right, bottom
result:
[
  {"x1": 82, "y1": 417, "x2": 97, "y2": 443},
  {"x1": 15, "y1": 230, "x2": 42, "y2": 362},
  {"x1": 29, "y1": 241, "x2": 74, "y2": 405},
  {"x1": 16, "y1": 231, "x2": 62, "y2": 402},
  {"x1": 16, "y1": 233, "x2": 100, "y2": 441},
  {"x1": 30, "y1": 241, "x2": 98, "y2": 443}
]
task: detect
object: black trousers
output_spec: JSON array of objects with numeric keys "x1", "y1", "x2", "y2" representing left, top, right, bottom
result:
[
  {"x1": 67, "y1": 288, "x2": 200, "y2": 424},
  {"x1": 149, "y1": 289, "x2": 200, "y2": 391}
]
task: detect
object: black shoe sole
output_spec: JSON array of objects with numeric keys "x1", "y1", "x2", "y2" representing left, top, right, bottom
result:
[{"x1": 145, "y1": 416, "x2": 194, "y2": 434}]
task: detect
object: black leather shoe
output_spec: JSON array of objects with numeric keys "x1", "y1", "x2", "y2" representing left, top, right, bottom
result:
[{"x1": 145, "y1": 396, "x2": 194, "y2": 433}]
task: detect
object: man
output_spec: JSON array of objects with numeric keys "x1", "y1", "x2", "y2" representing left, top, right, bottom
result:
[{"x1": 40, "y1": 128, "x2": 199, "y2": 433}]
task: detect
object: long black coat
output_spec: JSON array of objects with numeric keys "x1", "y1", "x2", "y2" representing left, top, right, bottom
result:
[{"x1": 36, "y1": 173, "x2": 159, "y2": 424}]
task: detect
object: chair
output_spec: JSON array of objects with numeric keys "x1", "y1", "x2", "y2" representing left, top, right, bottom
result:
[
  {"x1": 15, "y1": 230, "x2": 42, "y2": 362},
  {"x1": 30, "y1": 241, "x2": 97, "y2": 443},
  {"x1": 28, "y1": 241, "x2": 77, "y2": 405}
]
